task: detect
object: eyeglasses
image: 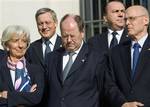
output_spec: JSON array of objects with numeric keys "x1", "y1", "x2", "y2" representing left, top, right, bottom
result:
[{"x1": 125, "y1": 15, "x2": 145, "y2": 22}]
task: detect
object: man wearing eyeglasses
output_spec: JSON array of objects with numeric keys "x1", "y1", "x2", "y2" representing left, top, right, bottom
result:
[
  {"x1": 105, "y1": 5, "x2": 150, "y2": 107},
  {"x1": 25, "y1": 8, "x2": 62, "y2": 107},
  {"x1": 25, "y1": 8, "x2": 62, "y2": 72}
]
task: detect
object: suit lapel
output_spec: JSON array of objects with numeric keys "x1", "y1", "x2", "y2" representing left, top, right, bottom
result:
[
  {"x1": 2, "y1": 57, "x2": 14, "y2": 91},
  {"x1": 26, "y1": 62, "x2": 34, "y2": 83},
  {"x1": 103, "y1": 32, "x2": 109, "y2": 49},
  {"x1": 119, "y1": 28, "x2": 128, "y2": 44},
  {"x1": 36, "y1": 36, "x2": 61, "y2": 67},
  {"x1": 66, "y1": 43, "x2": 88, "y2": 80},
  {"x1": 120, "y1": 40, "x2": 133, "y2": 84},
  {"x1": 134, "y1": 36, "x2": 150, "y2": 82},
  {"x1": 55, "y1": 49, "x2": 64, "y2": 85},
  {"x1": 53, "y1": 35, "x2": 62, "y2": 50},
  {"x1": 34, "y1": 39, "x2": 45, "y2": 65}
]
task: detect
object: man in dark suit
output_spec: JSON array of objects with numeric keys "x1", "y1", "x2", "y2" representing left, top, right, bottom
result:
[
  {"x1": 88, "y1": 1, "x2": 128, "y2": 107},
  {"x1": 46, "y1": 14, "x2": 105, "y2": 107},
  {"x1": 25, "y1": 8, "x2": 62, "y2": 72},
  {"x1": 105, "y1": 5, "x2": 150, "y2": 107},
  {"x1": 88, "y1": 1, "x2": 128, "y2": 54},
  {"x1": 25, "y1": 8, "x2": 61, "y2": 107}
]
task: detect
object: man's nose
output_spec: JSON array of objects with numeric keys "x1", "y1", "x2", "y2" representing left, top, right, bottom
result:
[
  {"x1": 118, "y1": 10, "x2": 125, "y2": 17},
  {"x1": 67, "y1": 36, "x2": 72, "y2": 42},
  {"x1": 18, "y1": 41, "x2": 24, "y2": 48},
  {"x1": 42, "y1": 23, "x2": 47, "y2": 28}
]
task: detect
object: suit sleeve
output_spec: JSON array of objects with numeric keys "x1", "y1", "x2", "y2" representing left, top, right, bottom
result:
[
  {"x1": 7, "y1": 65, "x2": 45, "y2": 107},
  {"x1": 0, "y1": 75, "x2": 7, "y2": 106},
  {"x1": 95, "y1": 54, "x2": 106, "y2": 107},
  {"x1": 96, "y1": 53, "x2": 108, "y2": 90},
  {"x1": 87, "y1": 36, "x2": 96, "y2": 49},
  {"x1": 25, "y1": 47, "x2": 32, "y2": 63},
  {"x1": 104, "y1": 52, "x2": 127, "y2": 107}
]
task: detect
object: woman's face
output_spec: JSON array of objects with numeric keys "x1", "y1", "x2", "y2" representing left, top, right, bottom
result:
[{"x1": 6, "y1": 33, "x2": 28, "y2": 61}]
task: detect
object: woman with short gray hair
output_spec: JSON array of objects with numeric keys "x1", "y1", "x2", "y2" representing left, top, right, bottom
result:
[{"x1": 0, "y1": 25, "x2": 44, "y2": 107}]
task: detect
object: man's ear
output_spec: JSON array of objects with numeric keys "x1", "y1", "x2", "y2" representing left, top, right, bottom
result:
[
  {"x1": 144, "y1": 16, "x2": 149, "y2": 26},
  {"x1": 81, "y1": 31, "x2": 85, "y2": 39},
  {"x1": 103, "y1": 16, "x2": 108, "y2": 23},
  {"x1": 55, "y1": 22, "x2": 58, "y2": 28}
]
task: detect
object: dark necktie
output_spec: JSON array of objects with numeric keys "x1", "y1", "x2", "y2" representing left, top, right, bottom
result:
[
  {"x1": 132, "y1": 43, "x2": 141, "y2": 78},
  {"x1": 45, "y1": 40, "x2": 51, "y2": 58},
  {"x1": 63, "y1": 52, "x2": 75, "y2": 81},
  {"x1": 110, "y1": 31, "x2": 118, "y2": 48}
]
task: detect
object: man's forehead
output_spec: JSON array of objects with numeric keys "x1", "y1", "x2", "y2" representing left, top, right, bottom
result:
[{"x1": 107, "y1": 2, "x2": 124, "y2": 9}]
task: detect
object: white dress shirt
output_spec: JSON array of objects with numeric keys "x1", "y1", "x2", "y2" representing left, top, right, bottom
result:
[
  {"x1": 131, "y1": 34, "x2": 148, "y2": 70},
  {"x1": 108, "y1": 29, "x2": 124, "y2": 48},
  {"x1": 62, "y1": 41, "x2": 83, "y2": 71},
  {"x1": 42, "y1": 33, "x2": 58, "y2": 57}
]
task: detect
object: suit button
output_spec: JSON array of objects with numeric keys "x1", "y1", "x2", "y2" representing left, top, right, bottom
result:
[
  {"x1": 130, "y1": 90, "x2": 134, "y2": 94},
  {"x1": 62, "y1": 97, "x2": 65, "y2": 101}
]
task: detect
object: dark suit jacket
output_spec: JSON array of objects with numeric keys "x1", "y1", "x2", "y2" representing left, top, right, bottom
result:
[
  {"x1": 0, "y1": 49, "x2": 5, "y2": 58},
  {"x1": 0, "y1": 56, "x2": 44, "y2": 107},
  {"x1": 46, "y1": 43, "x2": 105, "y2": 107},
  {"x1": 88, "y1": 29, "x2": 129, "y2": 107},
  {"x1": 25, "y1": 35, "x2": 61, "y2": 107},
  {"x1": 105, "y1": 35, "x2": 150, "y2": 107},
  {"x1": 87, "y1": 29, "x2": 128, "y2": 54},
  {"x1": 25, "y1": 35, "x2": 62, "y2": 72}
]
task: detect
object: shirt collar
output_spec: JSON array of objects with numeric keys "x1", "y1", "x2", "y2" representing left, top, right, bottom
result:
[
  {"x1": 132, "y1": 33, "x2": 148, "y2": 48},
  {"x1": 64, "y1": 41, "x2": 84, "y2": 55},
  {"x1": 42, "y1": 33, "x2": 58, "y2": 46},
  {"x1": 74, "y1": 40, "x2": 83, "y2": 55},
  {"x1": 108, "y1": 29, "x2": 124, "y2": 36}
]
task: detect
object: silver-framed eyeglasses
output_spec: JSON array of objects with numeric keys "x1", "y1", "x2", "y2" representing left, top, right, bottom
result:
[{"x1": 125, "y1": 15, "x2": 145, "y2": 22}]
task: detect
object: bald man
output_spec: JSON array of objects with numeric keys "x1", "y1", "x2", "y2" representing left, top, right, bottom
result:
[
  {"x1": 46, "y1": 14, "x2": 105, "y2": 107},
  {"x1": 105, "y1": 5, "x2": 150, "y2": 107}
]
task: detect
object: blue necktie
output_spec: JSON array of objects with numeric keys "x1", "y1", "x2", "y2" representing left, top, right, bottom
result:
[
  {"x1": 132, "y1": 43, "x2": 141, "y2": 78},
  {"x1": 110, "y1": 31, "x2": 118, "y2": 48},
  {"x1": 45, "y1": 40, "x2": 51, "y2": 54},
  {"x1": 44, "y1": 40, "x2": 51, "y2": 60}
]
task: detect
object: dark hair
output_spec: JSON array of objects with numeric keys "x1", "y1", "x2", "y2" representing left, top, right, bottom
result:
[
  {"x1": 60, "y1": 14, "x2": 84, "y2": 32},
  {"x1": 104, "y1": 0, "x2": 125, "y2": 15},
  {"x1": 35, "y1": 8, "x2": 58, "y2": 23}
]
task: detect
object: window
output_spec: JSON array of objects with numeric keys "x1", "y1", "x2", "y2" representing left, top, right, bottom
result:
[{"x1": 80, "y1": 0, "x2": 149, "y2": 40}]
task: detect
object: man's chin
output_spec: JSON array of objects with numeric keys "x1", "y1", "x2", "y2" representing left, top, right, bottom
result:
[
  {"x1": 66, "y1": 47, "x2": 75, "y2": 52},
  {"x1": 128, "y1": 31, "x2": 133, "y2": 35},
  {"x1": 41, "y1": 33, "x2": 51, "y2": 37},
  {"x1": 42, "y1": 35, "x2": 51, "y2": 39}
]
